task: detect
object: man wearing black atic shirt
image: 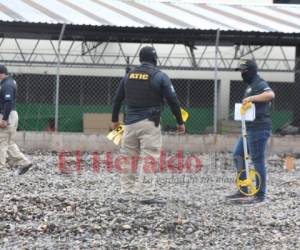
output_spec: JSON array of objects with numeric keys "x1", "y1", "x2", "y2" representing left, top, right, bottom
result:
[
  {"x1": 0, "y1": 65, "x2": 32, "y2": 175},
  {"x1": 111, "y1": 46, "x2": 185, "y2": 204}
]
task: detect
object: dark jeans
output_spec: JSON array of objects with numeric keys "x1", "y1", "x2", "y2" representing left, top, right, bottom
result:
[{"x1": 233, "y1": 127, "x2": 271, "y2": 198}]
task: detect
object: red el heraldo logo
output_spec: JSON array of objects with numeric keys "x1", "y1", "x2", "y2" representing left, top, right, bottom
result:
[{"x1": 58, "y1": 150, "x2": 201, "y2": 174}]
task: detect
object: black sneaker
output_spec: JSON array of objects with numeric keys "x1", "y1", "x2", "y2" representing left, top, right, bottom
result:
[
  {"x1": 252, "y1": 196, "x2": 266, "y2": 203},
  {"x1": 233, "y1": 196, "x2": 266, "y2": 205},
  {"x1": 225, "y1": 192, "x2": 249, "y2": 200},
  {"x1": 16, "y1": 163, "x2": 32, "y2": 175},
  {"x1": 117, "y1": 192, "x2": 134, "y2": 203},
  {"x1": 117, "y1": 197, "x2": 130, "y2": 203},
  {"x1": 139, "y1": 196, "x2": 166, "y2": 205}
]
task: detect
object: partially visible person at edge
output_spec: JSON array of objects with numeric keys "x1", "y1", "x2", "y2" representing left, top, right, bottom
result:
[
  {"x1": 111, "y1": 46, "x2": 185, "y2": 205},
  {"x1": 0, "y1": 65, "x2": 32, "y2": 175},
  {"x1": 226, "y1": 59, "x2": 275, "y2": 203}
]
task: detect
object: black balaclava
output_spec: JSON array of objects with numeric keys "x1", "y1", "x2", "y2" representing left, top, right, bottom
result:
[
  {"x1": 236, "y1": 59, "x2": 258, "y2": 84},
  {"x1": 139, "y1": 46, "x2": 158, "y2": 66},
  {"x1": 242, "y1": 67, "x2": 257, "y2": 84}
]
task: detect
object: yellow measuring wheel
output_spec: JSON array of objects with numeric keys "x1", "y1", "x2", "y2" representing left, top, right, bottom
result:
[
  {"x1": 235, "y1": 101, "x2": 262, "y2": 196},
  {"x1": 235, "y1": 168, "x2": 262, "y2": 196}
]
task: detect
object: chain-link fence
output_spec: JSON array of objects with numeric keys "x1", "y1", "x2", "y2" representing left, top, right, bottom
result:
[
  {"x1": 291, "y1": 56, "x2": 300, "y2": 130},
  {"x1": 14, "y1": 74, "x2": 56, "y2": 132},
  {"x1": 161, "y1": 79, "x2": 214, "y2": 134},
  {"x1": 11, "y1": 53, "x2": 300, "y2": 135},
  {"x1": 230, "y1": 80, "x2": 295, "y2": 133},
  {"x1": 14, "y1": 74, "x2": 121, "y2": 132},
  {"x1": 13, "y1": 73, "x2": 214, "y2": 134}
]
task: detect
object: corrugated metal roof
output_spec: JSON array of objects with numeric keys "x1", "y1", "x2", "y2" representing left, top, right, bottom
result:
[{"x1": 0, "y1": 0, "x2": 299, "y2": 33}]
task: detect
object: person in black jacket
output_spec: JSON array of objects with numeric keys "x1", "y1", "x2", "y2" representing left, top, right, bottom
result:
[
  {"x1": 112, "y1": 46, "x2": 185, "y2": 204},
  {"x1": 226, "y1": 59, "x2": 275, "y2": 203},
  {"x1": 0, "y1": 65, "x2": 32, "y2": 174}
]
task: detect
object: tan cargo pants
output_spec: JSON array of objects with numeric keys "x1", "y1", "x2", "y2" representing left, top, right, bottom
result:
[
  {"x1": 0, "y1": 111, "x2": 31, "y2": 168},
  {"x1": 120, "y1": 119, "x2": 162, "y2": 199}
]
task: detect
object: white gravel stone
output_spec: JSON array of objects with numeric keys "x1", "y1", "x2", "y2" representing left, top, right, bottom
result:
[{"x1": 0, "y1": 151, "x2": 299, "y2": 249}]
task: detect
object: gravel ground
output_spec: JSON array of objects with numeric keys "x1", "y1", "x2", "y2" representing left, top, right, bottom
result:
[{"x1": 0, "y1": 151, "x2": 299, "y2": 250}]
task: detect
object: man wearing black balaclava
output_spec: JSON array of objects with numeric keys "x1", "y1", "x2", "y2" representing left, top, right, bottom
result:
[
  {"x1": 226, "y1": 59, "x2": 275, "y2": 203},
  {"x1": 112, "y1": 46, "x2": 185, "y2": 205}
]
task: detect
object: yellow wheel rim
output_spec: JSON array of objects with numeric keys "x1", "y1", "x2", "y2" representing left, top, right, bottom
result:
[{"x1": 235, "y1": 168, "x2": 262, "y2": 196}]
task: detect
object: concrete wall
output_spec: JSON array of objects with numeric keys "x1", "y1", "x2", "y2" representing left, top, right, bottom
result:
[{"x1": 16, "y1": 131, "x2": 300, "y2": 154}]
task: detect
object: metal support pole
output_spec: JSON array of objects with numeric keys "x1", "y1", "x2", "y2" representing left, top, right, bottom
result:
[
  {"x1": 189, "y1": 45, "x2": 197, "y2": 68},
  {"x1": 213, "y1": 29, "x2": 220, "y2": 134},
  {"x1": 55, "y1": 24, "x2": 66, "y2": 132}
]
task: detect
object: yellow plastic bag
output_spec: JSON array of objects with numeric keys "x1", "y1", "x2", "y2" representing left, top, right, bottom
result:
[
  {"x1": 240, "y1": 102, "x2": 252, "y2": 115},
  {"x1": 180, "y1": 108, "x2": 189, "y2": 122},
  {"x1": 107, "y1": 125, "x2": 124, "y2": 145}
]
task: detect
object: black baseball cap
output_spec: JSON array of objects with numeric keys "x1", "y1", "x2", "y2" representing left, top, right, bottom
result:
[
  {"x1": 0, "y1": 64, "x2": 8, "y2": 74},
  {"x1": 235, "y1": 59, "x2": 257, "y2": 71}
]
